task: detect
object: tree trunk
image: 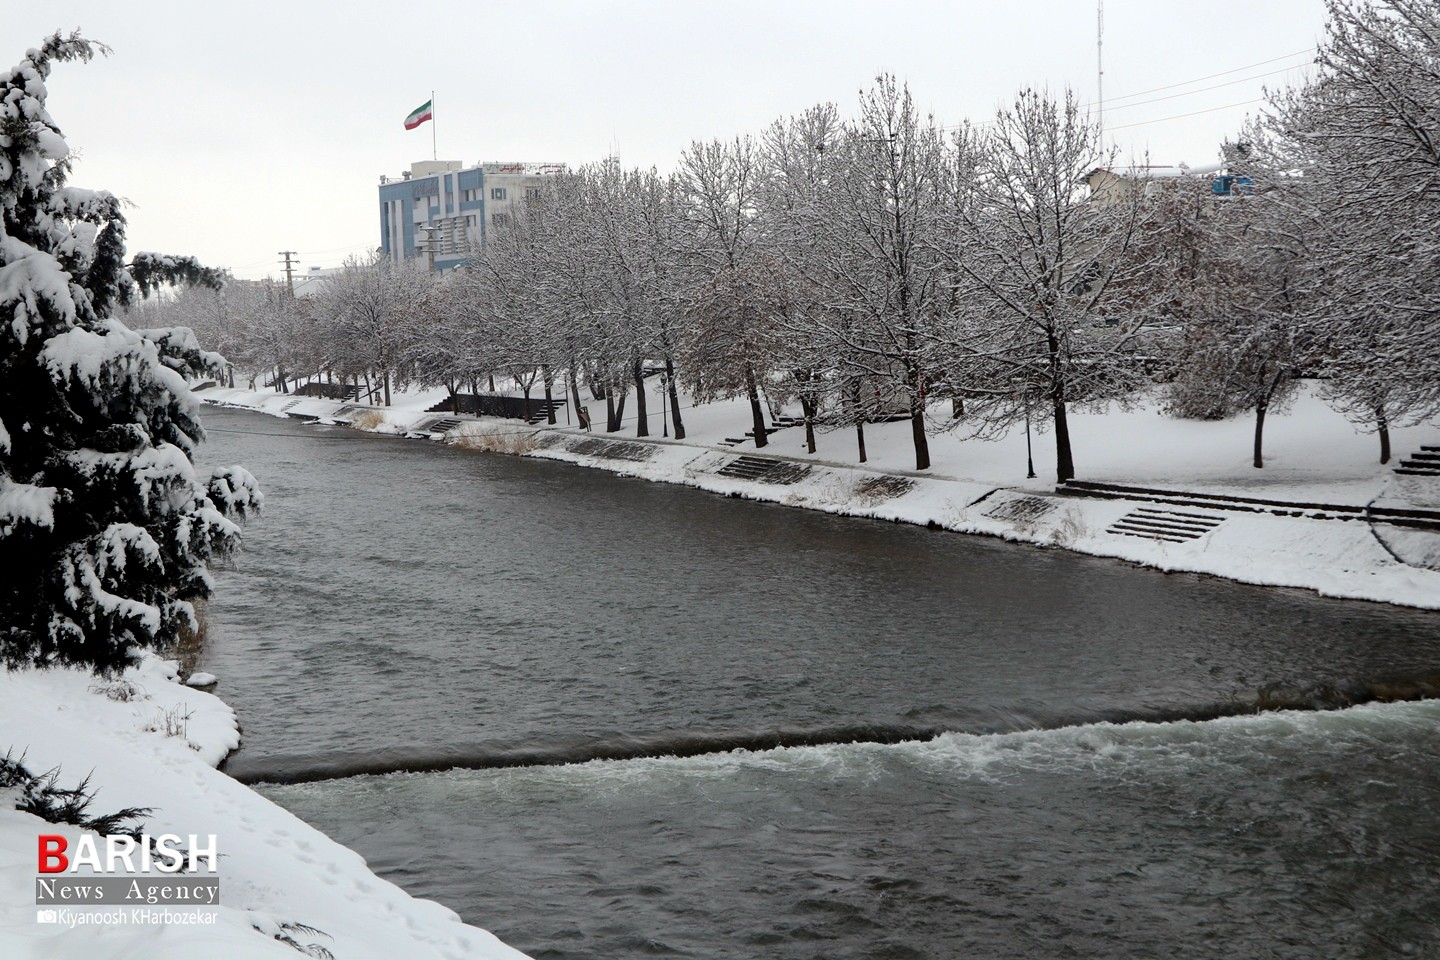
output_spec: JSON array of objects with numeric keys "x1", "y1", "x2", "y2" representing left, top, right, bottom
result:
[
  {"x1": 1252, "y1": 370, "x2": 1286, "y2": 469},
  {"x1": 744, "y1": 362, "x2": 767, "y2": 449},
  {"x1": 907, "y1": 362, "x2": 930, "y2": 471},
  {"x1": 521, "y1": 385, "x2": 532, "y2": 423},
  {"x1": 543, "y1": 366, "x2": 557, "y2": 425},
  {"x1": 856, "y1": 420, "x2": 867, "y2": 464},
  {"x1": 1253, "y1": 399, "x2": 1268, "y2": 469},
  {"x1": 1377, "y1": 406, "x2": 1391, "y2": 465},
  {"x1": 910, "y1": 403, "x2": 930, "y2": 471},
  {"x1": 1052, "y1": 390, "x2": 1075, "y2": 483},
  {"x1": 383, "y1": 370, "x2": 391, "y2": 407},
  {"x1": 800, "y1": 394, "x2": 817, "y2": 455},
  {"x1": 488, "y1": 374, "x2": 496, "y2": 393},
  {"x1": 665, "y1": 357, "x2": 685, "y2": 440},
  {"x1": 632, "y1": 358, "x2": 649, "y2": 438},
  {"x1": 611, "y1": 390, "x2": 627, "y2": 432},
  {"x1": 605, "y1": 391, "x2": 617, "y2": 432}
]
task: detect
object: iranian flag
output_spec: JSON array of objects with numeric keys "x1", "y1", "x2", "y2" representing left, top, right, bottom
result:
[{"x1": 404, "y1": 100, "x2": 433, "y2": 130}]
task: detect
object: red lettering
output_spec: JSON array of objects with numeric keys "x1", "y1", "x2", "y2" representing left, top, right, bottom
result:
[{"x1": 38, "y1": 835, "x2": 68, "y2": 873}]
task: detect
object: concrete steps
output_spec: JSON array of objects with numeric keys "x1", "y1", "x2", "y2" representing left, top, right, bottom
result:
[
  {"x1": 1059, "y1": 479, "x2": 1440, "y2": 533},
  {"x1": 1396, "y1": 446, "x2": 1440, "y2": 477},
  {"x1": 719, "y1": 427, "x2": 781, "y2": 448},
  {"x1": 406, "y1": 417, "x2": 465, "y2": 437},
  {"x1": 716, "y1": 456, "x2": 812, "y2": 485},
  {"x1": 567, "y1": 438, "x2": 654, "y2": 462},
  {"x1": 1108, "y1": 507, "x2": 1225, "y2": 543}
]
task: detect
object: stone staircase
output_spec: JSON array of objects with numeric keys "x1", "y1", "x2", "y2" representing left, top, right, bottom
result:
[
  {"x1": 718, "y1": 414, "x2": 803, "y2": 448},
  {"x1": 279, "y1": 397, "x2": 322, "y2": 421},
  {"x1": 567, "y1": 438, "x2": 654, "y2": 462},
  {"x1": 425, "y1": 394, "x2": 565, "y2": 424},
  {"x1": 295, "y1": 382, "x2": 359, "y2": 401},
  {"x1": 1060, "y1": 479, "x2": 1440, "y2": 533},
  {"x1": 1107, "y1": 507, "x2": 1226, "y2": 543},
  {"x1": 719, "y1": 427, "x2": 782, "y2": 448},
  {"x1": 405, "y1": 416, "x2": 465, "y2": 437},
  {"x1": 1396, "y1": 446, "x2": 1440, "y2": 477},
  {"x1": 716, "y1": 456, "x2": 812, "y2": 485}
]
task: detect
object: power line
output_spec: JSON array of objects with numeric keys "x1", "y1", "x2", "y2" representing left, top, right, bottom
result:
[
  {"x1": 1106, "y1": 97, "x2": 1267, "y2": 132},
  {"x1": 1092, "y1": 48, "x2": 1315, "y2": 107},
  {"x1": 1102, "y1": 64, "x2": 1312, "y2": 113},
  {"x1": 294, "y1": 242, "x2": 375, "y2": 256},
  {"x1": 943, "y1": 46, "x2": 1316, "y2": 134}
]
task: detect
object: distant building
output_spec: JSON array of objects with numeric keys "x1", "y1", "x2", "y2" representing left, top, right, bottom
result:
[
  {"x1": 378, "y1": 160, "x2": 567, "y2": 271},
  {"x1": 293, "y1": 265, "x2": 342, "y2": 299},
  {"x1": 1084, "y1": 162, "x2": 1224, "y2": 206},
  {"x1": 1084, "y1": 156, "x2": 1254, "y2": 207}
]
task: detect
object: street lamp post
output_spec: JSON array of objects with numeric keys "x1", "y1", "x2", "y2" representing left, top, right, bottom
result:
[{"x1": 659, "y1": 372, "x2": 669, "y2": 438}]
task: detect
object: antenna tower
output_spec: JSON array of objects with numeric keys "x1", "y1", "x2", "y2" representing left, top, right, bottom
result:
[{"x1": 1097, "y1": 0, "x2": 1105, "y2": 136}]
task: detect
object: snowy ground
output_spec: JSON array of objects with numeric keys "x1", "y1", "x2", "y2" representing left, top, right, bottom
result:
[
  {"x1": 202, "y1": 377, "x2": 1440, "y2": 609},
  {"x1": 0, "y1": 655, "x2": 529, "y2": 959}
]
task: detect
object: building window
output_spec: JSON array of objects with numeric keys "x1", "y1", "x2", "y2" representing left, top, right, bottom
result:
[
  {"x1": 491, "y1": 213, "x2": 510, "y2": 228},
  {"x1": 490, "y1": 187, "x2": 507, "y2": 200},
  {"x1": 525, "y1": 187, "x2": 543, "y2": 201},
  {"x1": 462, "y1": 188, "x2": 481, "y2": 203}
]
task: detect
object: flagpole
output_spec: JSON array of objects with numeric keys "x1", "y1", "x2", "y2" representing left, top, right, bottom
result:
[{"x1": 431, "y1": 89, "x2": 436, "y2": 161}]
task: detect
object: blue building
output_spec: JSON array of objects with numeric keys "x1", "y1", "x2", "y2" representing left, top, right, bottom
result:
[{"x1": 378, "y1": 160, "x2": 566, "y2": 271}]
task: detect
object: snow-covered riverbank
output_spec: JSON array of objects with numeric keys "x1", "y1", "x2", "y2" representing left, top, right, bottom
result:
[
  {"x1": 201, "y1": 381, "x2": 1440, "y2": 611},
  {"x1": 0, "y1": 654, "x2": 530, "y2": 959},
  {"x1": 4, "y1": 380, "x2": 1433, "y2": 959}
]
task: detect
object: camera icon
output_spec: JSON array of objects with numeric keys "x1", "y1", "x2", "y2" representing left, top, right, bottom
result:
[{"x1": 36, "y1": 909, "x2": 58, "y2": 924}]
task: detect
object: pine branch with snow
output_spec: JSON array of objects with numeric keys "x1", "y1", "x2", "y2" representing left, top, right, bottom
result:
[{"x1": 0, "y1": 34, "x2": 260, "y2": 674}]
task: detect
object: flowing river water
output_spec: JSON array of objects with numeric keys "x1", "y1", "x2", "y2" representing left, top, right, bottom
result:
[{"x1": 196, "y1": 407, "x2": 1440, "y2": 959}]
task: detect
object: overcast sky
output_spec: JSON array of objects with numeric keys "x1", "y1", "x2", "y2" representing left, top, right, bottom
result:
[{"x1": 12, "y1": 0, "x2": 1330, "y2": 282}]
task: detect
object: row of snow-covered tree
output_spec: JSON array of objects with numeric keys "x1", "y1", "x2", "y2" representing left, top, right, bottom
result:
[{"x1": 145, "y1": 0, "x2": 1439, "y2": 479}]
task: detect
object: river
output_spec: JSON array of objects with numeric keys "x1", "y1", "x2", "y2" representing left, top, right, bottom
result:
[{"x1": 196, "y1": 406, "x2": 1440, "y2": 959}]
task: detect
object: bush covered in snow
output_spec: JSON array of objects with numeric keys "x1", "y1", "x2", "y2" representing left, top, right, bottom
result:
[{"x1": 0, "y1": 33, "x2": 260, "y2": 674}]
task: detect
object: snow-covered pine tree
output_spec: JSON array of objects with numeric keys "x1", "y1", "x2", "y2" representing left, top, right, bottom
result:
[{"x1": 0, "y1": 33, "x2": 260, "y2": 674}]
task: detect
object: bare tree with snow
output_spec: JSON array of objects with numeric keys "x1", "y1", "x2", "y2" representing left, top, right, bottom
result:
[
  {"x1": 1260, "y1": 0, "x2": 1440, "y2": 460},
  {"x1": 953, "y1": 89, "x2": 1158, "y2": 483}
]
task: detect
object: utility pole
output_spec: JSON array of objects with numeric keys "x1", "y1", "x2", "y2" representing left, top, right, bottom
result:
[
  {"x1": 414, "y1": 226, "x2": 439, "y2": 272},
  {"x1": 278, "y1": 250, "x2": 299, "y2": 296}
]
